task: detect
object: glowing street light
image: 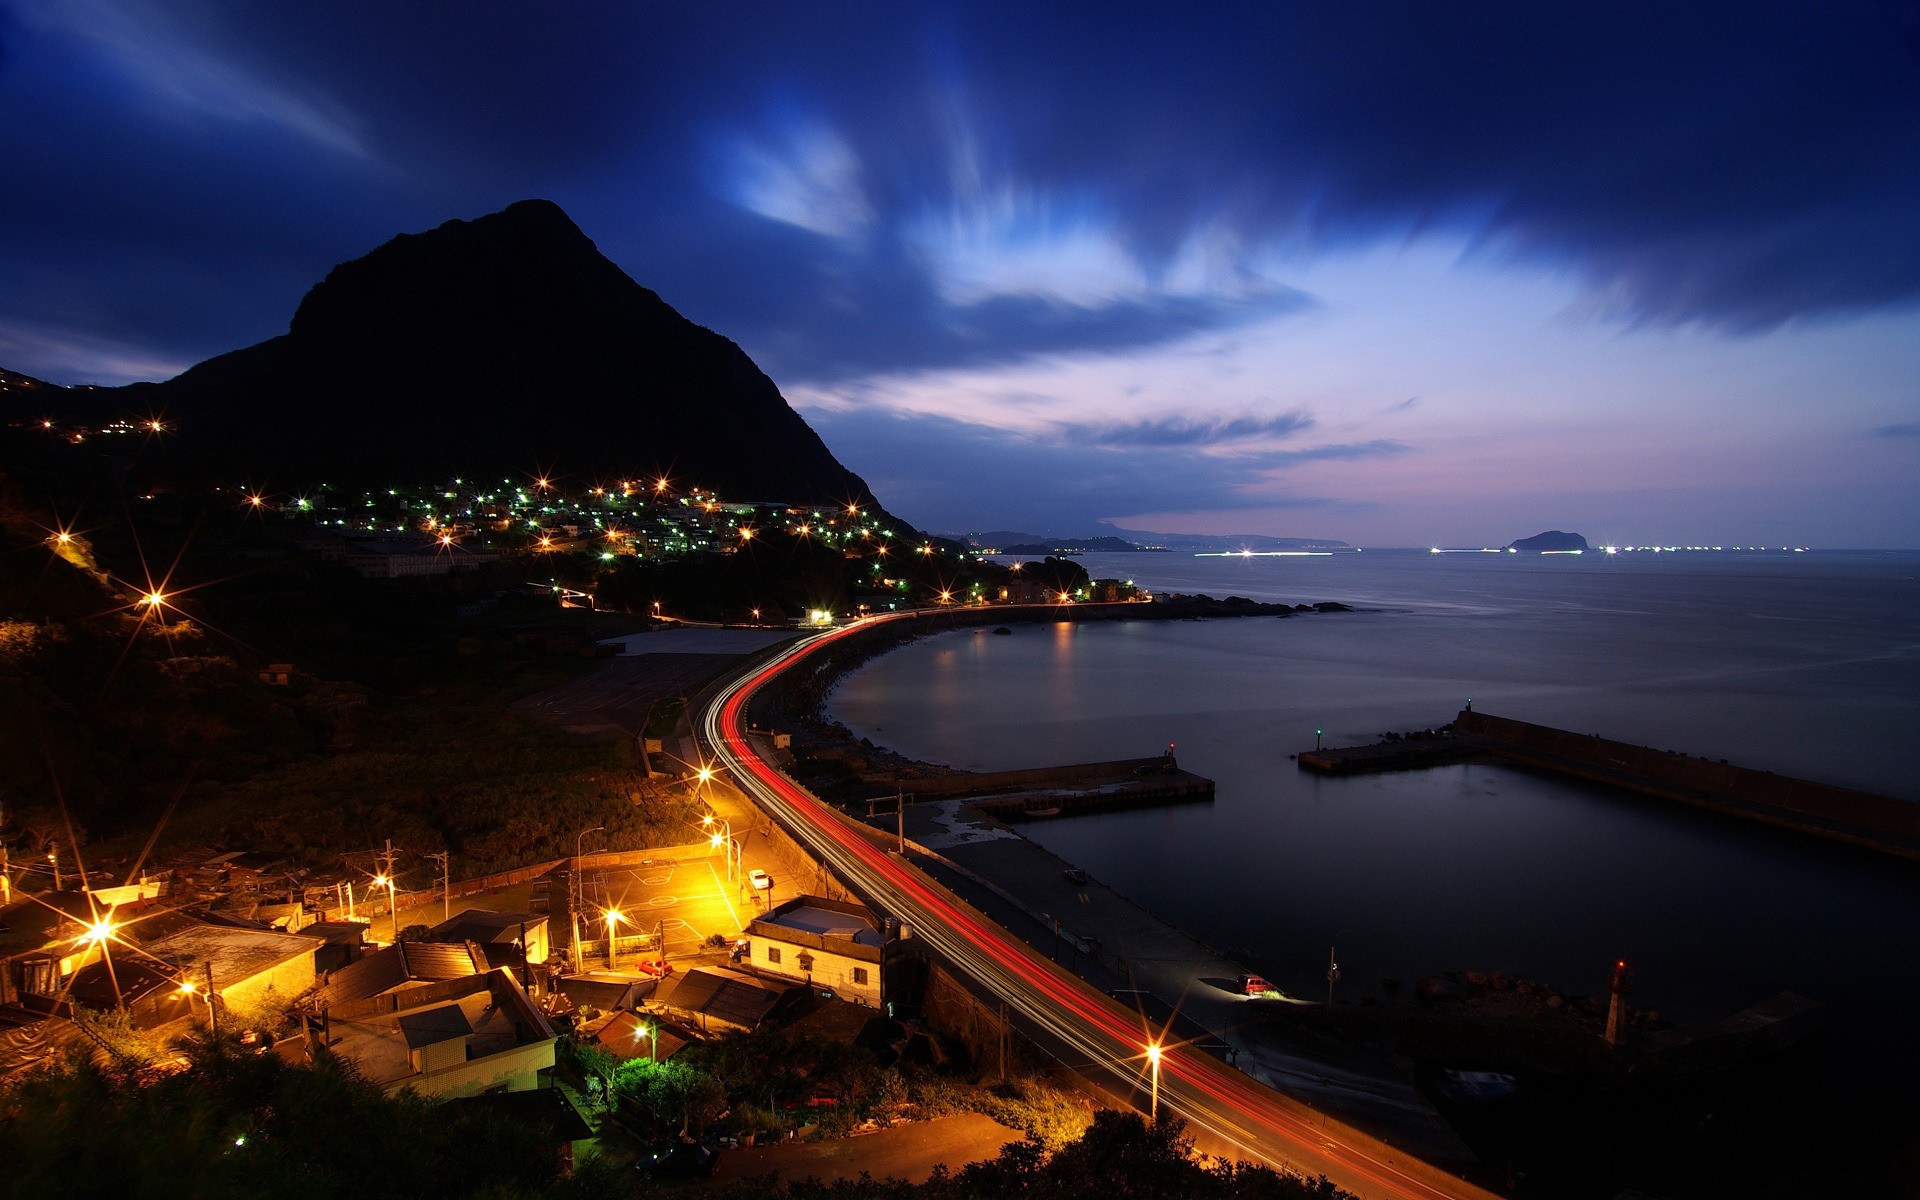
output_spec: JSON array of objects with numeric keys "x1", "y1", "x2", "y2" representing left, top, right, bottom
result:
[
  {"x1": 141, "y1": 591, "x2": 167, "y2": 610},
  {"x1": 371, "y1": 873, "x2": 399, "y2": 942},
  {"x1": 604, "y1": 908, "x2": 623, "y2": 969},
  {"x1": 81, "y1": 918, "x2": 117, "y2": 945},
  {"x1": 1146, "y1": 1041, "x2": 1163, "y2": 1123}
]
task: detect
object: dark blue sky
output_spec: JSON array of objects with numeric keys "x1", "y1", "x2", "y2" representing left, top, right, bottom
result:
[{"x1": 3, "y1": 1, "x2": 1917, "y2": 544}]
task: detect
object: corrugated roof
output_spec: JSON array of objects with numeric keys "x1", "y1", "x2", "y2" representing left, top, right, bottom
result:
[
  {"x1": 315, "y1": 946, "x2": 409, "y2": 1005},
  {"x1": 429, "y1": 909, "x2": 545, "y2": 944},
  {"x1": 654, "y1": 968, "x2": 790, "y2": 1029},
  {"x1": 398, "y1": 941, "x2": 483, "y2": 980}
]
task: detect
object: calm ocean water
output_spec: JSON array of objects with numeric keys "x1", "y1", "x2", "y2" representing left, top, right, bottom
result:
[{"x1": 827, "y1": 549, "x2": 1920, "y2": 1026}]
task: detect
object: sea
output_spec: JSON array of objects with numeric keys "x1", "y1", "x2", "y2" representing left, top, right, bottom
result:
[{"x1": 826, "y1": 548, "x2": 1920, "y2": 1060}]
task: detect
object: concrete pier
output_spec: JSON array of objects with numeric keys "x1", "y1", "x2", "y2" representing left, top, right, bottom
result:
[
  {"x1": 877, "y1": 756, "x2": 1214, "y2": 819},
  {"x1": 1299, "y1": 710, "x2": 1920, "y2": 862}
]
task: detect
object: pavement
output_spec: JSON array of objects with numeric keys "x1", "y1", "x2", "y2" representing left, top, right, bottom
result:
[
  {"x1": 705, "y1": 1113, "x2": 1022, "y2": 1186},
  {"x1": 895, "y1": 800, "x2": 1475, "y2": 1165},
  {"x1": 569, "y1": 855, "x2": 745, "y2": 964}
]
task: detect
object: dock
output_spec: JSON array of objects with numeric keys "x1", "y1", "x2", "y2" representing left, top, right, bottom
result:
[
  {"x1": 1297, "y1": 733, "x2": 1483, "y2": 775},
  {"x1": 1299, "y1": 709, "x2": 1920, "y2": 862},
  {"x1": 869, "y1": 756, "x2": 1214, "y2": 819}
]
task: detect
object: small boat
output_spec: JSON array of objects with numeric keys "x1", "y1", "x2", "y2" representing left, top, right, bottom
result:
[{"x1": 1025, "y1": 805, "x2": 1063, "y2": 817}]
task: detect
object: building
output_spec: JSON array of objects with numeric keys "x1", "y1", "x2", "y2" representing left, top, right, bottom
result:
[
  {"x1": 60, "y1": 912, "x2": 320, "y2": 1028},
  {"x1": 319, "y1": 969, "x2": 556, "y2": 1098},
  {"x1": 649, "y1": 966, "x2": 795, "y2": 1034},
  {"x1": 312, "y1": 940, "x2": 488, "y2": 1011},
  {"x1": 745, "y1": 896, "x2": 894, "y2": 1008},
  {"x1": 428, "y1": 908, "x2": 550, "y2": 967}
]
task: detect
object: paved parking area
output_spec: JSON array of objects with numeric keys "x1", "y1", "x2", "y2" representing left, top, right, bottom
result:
[{"x1": 574, "y1": 855, "x2": 746, "y2": 959}]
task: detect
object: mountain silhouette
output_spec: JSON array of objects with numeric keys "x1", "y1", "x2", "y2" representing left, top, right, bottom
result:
[{"x1": 57, "y1": 200, "x2": 878, "y2": 505}]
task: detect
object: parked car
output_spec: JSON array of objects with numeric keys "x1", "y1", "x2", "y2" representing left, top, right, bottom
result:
[
  {"x1": 748, "y1": 869, "x2": 772, "y2": 891},
  {"x1": 1237, "y1": 973, "x2": 1276, "y2": 997}
]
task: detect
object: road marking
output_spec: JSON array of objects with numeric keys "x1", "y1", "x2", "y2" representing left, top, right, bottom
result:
[{"x1": 648, "y1": 895, "x2": 677, "y2": 908}]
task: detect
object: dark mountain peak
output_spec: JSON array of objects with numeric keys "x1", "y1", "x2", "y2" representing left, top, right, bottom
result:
[{"x1": 59, "y1": 201, "x2": 878, "y2": 507}]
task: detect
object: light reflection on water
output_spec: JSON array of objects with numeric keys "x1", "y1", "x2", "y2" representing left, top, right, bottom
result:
[{"x1": 828, "y1": 551, "x2": 1920, "y2": 1030}]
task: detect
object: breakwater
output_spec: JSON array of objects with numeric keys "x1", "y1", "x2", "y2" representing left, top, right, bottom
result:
[
  {"x1": 881, "y1": 756, "x2": 1214, "y2": 818},
  {"x1": 1456, "y1": 708, "x2": 1920, "y2": 861},
  {"x1": 1302, "y1": 710, "x2": 1920, "y2": 862}
]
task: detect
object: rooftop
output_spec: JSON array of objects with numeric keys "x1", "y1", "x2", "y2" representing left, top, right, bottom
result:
[{"x1": 752, "y1": 896, "x2": 884, "y2": 947}]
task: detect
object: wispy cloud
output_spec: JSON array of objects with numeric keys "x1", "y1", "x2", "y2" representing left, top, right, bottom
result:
[
  {"x1": 1872, "y1": 422, "x2": 1920, "y2": 438},
  {"x1": 723, "y1": 119, "x2": 872, "y2": 240},
  {"x1": 1074, "y1": 411, "x2": 1314, "y2": 449},
  {"x1": 13, "y1": 0, "x2": 367, "y2": 157},
  {"x1": 0, "y1": 317, "x2": 189, "y2": 385}
]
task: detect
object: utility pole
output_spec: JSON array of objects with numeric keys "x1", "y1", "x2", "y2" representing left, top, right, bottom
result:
[
  {"x1": 998, "y1": 1000, "x2": 1008, "y2": 1083},
  {"x1": 426, "y1": 851, "x2": 451, "y2": 923},
  {"x1": 571, "y1": 826, "x2": 604, "y2": 970},
  {"x1": 205, "y1": 960, "x2": 218, "y2": 1037},
  {"x1": 48, "y1": 845, "x2": 60, "y2": 891},
  {"x1": 375, "y1": 840, "x2": 401, "y2": 942}
]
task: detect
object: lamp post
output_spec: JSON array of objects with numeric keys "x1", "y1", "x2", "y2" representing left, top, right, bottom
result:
[
  {"x1": 571, "y1": 825, "x2": 605, "y2": 967},
  {"x1": 372, "y1": 874, "x2": 399, "y2": 943},
  {"x1": 1146, "y1": 1042, "x2": 1163, "y2": 1123},
  {"x1": 700, "y1": 814, "x2": 736, "y2": 882},
  {"x1": 604, "y1": 908, "x2": 622, "y2": 970}
]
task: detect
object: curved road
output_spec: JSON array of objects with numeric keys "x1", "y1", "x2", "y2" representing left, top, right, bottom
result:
[{"x1": 697, "y1": 611, "x2": 1499, "y2": 1200}]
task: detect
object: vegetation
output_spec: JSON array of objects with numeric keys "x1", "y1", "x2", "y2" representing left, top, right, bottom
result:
[
  {"x1": 704, "y1": 1111, "x2": 1357, "y2": 1200},
  {"x1": 0, "y1": 1039, "x2": 626, "y2": 1200}
]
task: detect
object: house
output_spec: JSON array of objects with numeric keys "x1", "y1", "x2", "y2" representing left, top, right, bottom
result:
[
  {"x1": 319, "y1": 968, "x2": 556, "y2": 1098},
  {"x1": 65, "y1": 913, "x2": 320, "y2": 1026},
  {"x1": 311, "y1": 940, "x2": 487, "y2": 1011},
  {"x1": 293, "y1": 920, "x2": 369, "y2": 974},
  {"x1": 648, "y1": 966, "x2": 795, "y2": 1034},
  {"x1": 746, "y1": 896, "x2": 894, "y2": 1008},
  {"x1": 588, "y1": 1009, "x2": 693, "y2": 1063},
  {"x1": 428, "y1": 908, "x2": 550, "y2": 966}
]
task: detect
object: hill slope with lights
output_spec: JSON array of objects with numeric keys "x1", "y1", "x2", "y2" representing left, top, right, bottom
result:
[{"x1": 15, "y1": 200, "x2": 880, "y2": 508}]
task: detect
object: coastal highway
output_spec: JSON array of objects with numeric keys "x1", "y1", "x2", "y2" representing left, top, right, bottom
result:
[{"x1": 696, "y1": 610, "x2": 1499, "y2": 1200}]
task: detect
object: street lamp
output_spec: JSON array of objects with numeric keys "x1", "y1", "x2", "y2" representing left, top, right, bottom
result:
[
  {"x1": 571, "y1": 826, "x2": 606, "y2": 967},
  {"x1": 634, "y1": 1018, "x2": 658, "y2": 1062},
  {"x1": 372, "y1": 874, "x2": 399, "y2": 943},
  {"x1": 700, "y1": 813, "x2": 737, "y2": 881},
  {"x1": 1146, "y1": 1041, "x2": 1163, "y2": 1123},
  {"x1": 604, "y1": 908, "x2": 623, "y2": 970}
]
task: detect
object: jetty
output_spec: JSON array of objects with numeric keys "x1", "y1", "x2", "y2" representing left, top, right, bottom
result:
[
  {"x1": 1300, "y1": 709, "x2": 1920, "y2": 862},
  {"x1": 866, "y1": 755, "x2": 1214, "y2": 819}
]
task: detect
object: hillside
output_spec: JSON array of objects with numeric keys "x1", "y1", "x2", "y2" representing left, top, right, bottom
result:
[{"x1": 8, "y1": 200, "x2": 878, "y2": 507}]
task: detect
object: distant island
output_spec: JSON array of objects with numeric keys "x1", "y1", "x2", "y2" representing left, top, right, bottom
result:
[{"x1": 1507, "y1": 530, "x2": 1591, "y2": 552}]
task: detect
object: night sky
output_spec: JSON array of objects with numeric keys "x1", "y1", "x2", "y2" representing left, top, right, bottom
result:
[{"x1": 4, "y1": 2, "x2": 1918, "y2": 545}]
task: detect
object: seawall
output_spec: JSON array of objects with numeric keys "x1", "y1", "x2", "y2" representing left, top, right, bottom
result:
[{"x1": 1455, "y1": 709, "x2": 1920, "y2": 861}]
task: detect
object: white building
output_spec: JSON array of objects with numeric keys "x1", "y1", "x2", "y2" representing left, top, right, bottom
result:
[{"x1": 745, "y1": 896, "x2": 893, "y2": 1008}]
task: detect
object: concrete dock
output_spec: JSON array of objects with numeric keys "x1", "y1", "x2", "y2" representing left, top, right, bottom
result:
[
  {"x1": 1300, "y1": 709, "x2": 1920, "y2": 862},
  {"x1": 875, "y1": 756, "x2": 1215, "y2": 819}
]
